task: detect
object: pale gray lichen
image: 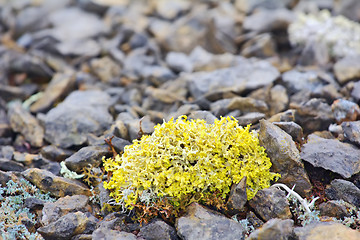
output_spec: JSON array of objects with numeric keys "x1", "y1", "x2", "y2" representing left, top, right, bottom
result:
[{"x1": 288, "y1": 10, "x2": 360, "y2": 58}]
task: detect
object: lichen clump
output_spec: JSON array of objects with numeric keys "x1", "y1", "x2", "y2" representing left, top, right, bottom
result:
[{"x1": 103, "y1": 116, "x2": 280, "y2": 212}]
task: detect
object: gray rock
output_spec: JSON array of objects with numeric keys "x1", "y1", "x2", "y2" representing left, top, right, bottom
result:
[
  {"x1": 235, "y1": 0, "x2": 294, "y2": 13},
  {"x1": 226, "y1": 177, "x2": 247, "y2": 216},
  {"x1": 188, "y1": 111, "x2": 217, "y2": 124},
  {"x1": 8, "y1": 101, "x2": 44, "y2": 147},
  {"x1": 249, "y1": 186, "x2": 292, "y2": 221},
  {"x1": 176, "y1": 203, "x2": 245, "y2": 240},
  {"x1": 243, "y1": 8, "x2": 295, "y2": 32},
  {"x1": 293, "y1": 98, "x2": 334, "y2": 134},
  {"x1": 259, "y1": 120, "x2": 312, "y2": 197},
  {"x1": 301, "y1": 135, "x2": 360, "y2": 178},
  {"x1": 56, "y1": 39, "x2": 101, "y2": 57},
  {"x1": 139, "y1": 219, "x2": 179, "y2": 240},
  {"x1": 14, "y1": 6, "x2": 50, "y2": 37},
  {"x1": 236, "y1": 112, "x2": 266, "y2": 126},
  {"x1": 0, "y1": 145, "x2": 14, "y2": 159},
  {"x1": 227, "y1": 97, "x2": 268, "y2": 114},
  {"x1": 297, "y1": 40, "x2": 329, "y2": 67},
  {"x1": 153, "y1": 0, "x2": 191, "y2": 20},
  {"x1": 331, "y1": 99, "x2": 360, "y2": 123},
  {"x1": 42, "y1": 195, "x2": 90, "y2": 225},
  {"x1": 90, "y1": 56, "x2": 122, "y2": 83},
  {"x1": 30, "y1": 72, "x2": 76, "y2": 113},
  {"x1": 319, "y1": 200, "x2": 351, "y2": 219},
  {"x1": 241, "y1": 33, "x2": 276, "y2": 58},
  {"x1": 273, "y1": 121, "x2": 303, "y2": 143},
  {"x1": 334, "y1": 55, "x2": 360, "y2": 84},
  {"x1": 294, "y1": 222, "x2": 360, "y2": 240},
  {"x1": 24, "y1": 197, "x2": 45, "y2": 211},
  {"x1": 40, "y1": 145, "x2": 74, "y2": 163},
  {"x1": 92, "y1": 228, "x2": 137, "y2": 240},
  {"x1": 0, "y1": 170, "x2": 12, "y2": 187},
  {"x1": 167, "y1": 104, "x2": 200, "y2": 121},
  {"x1": 9, "y1": 53, "x2": 53, "y2": 80},
  {"x1": 64, "y1": 145, "x2": 111, "y2": 173},
  {"x1": 334, "y1": 0, "x2": 360, "y2": 21},
  {"x1": 166, "y1": 52, "x2": 193, "y2": 73},
  {"x1": 269, "y1": 84, "x2": 288, "y2": 115},
  {"x1": 325, "y1": 179, "x2": 360, "y2": 206},
  {"x1": 282, "y1": 70, "x2": 325, "y2": 95},
  {"x1": 0, "y1": 158, "x2": 25, "y2": 172},
  {"x1": 210, "y1": 99, "x2": 233, "y2": 117},
  {"x1": 186, "y1": 57, "x2": 279, "y2": 99},
  {"x1": 44, "y1": 90, "x2": 113, "y2": 148},
  {"x1": 342, "y1": 121, "x2": 360, "y2": 146},
  {"x1": 38, "y1": 211, "x2": 97, "y2": 240},
  {"x1": 22, "y1": 168, "x2": 90, "y2": 198},
  {"x1": 351, "y1": 80, "x2": 360, "y2": 101},
  {"x1": 0, "y1": 109, "x2": 11, "y2": 138},
  {"x1": 247, "y1": 218, "x2": 295, "y2": 240}
]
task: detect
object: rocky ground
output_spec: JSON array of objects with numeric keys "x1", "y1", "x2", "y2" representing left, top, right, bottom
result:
[{"x1": 1, "y1": 0, "x2": 360, "y2": 239}]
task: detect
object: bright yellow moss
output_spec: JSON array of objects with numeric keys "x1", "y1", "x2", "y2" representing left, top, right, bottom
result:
[{"x1": 103, "y1": 115, "x2": 280, "y2": 209}]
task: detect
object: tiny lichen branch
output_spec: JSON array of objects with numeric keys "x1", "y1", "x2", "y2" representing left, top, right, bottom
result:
[
  {"x1": 272, "y1": 183, "x2": 319, "y2": 214},
  {"x1": 60, "y1": 161, "x2": 84, "y2": 179}
]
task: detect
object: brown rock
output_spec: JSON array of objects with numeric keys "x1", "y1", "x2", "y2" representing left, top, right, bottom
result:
[
  {"x1": 247, "y1": 218, "x2": 295, "y2": 240},
  {"x1": 294, "y1": 222, "x2": 360, "y2": 240},
  {"x1": 227, "y1": 97, "x2": 269, "y2": 113}
]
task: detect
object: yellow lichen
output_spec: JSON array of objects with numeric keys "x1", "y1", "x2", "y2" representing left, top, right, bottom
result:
[{"x1": 103, "y1": 115, "x2": 280, "y2": 211}]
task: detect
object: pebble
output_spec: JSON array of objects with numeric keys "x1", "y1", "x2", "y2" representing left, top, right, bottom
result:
[
  {"x1": 341, "y1": 121, "x2": 360, "y2": 146},
  {"x1": 325, "y1": 179, "x2": 360, "y2": 206},
  {"x1": 226, "y1": 177, "x2": 248, "y2": 216},
  {"x1": 139, "y1": 219, "x2": 179, "y2": 240},
  {"x1": 333, "y1": 55, "x2": 360, "y2": 85},
  {"x1": 294, "y1": 222, "x2": 360, "y2": 240},
  {"x1": 247, "y1": 218, "x2": 295, "y2": 240}
]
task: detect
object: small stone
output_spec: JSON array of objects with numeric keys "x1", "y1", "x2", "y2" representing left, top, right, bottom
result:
[
  {"x1": 301, "y1": 135, "x2": 360, "y2": 178},
  {"x1": 153, "y1": 0, "x2": 191, "y2": 20},
  {"x1": 64, "y1": 145, "x2": 111, "y2": 173},
  {"x1": 325, "y1": 179, "x2": 360, "y2": 206},
  {"x1": 334, "y1": 55, "x2": 360, "y2": 84},
  {"x1": 92, "y1": 228, "x2": 137, "y2": 240},
  {"x1": 341, "y1": 121, "x2": 360, "y2": 146},
  {"x1": 269, "y1": 84, "x2": 288, "y2": 115},
  {"x1": 30, "y1": 72, "x2": 76, "y2": 113},
  {"x1": 331, "y1": 99, "x2": 360, "y2": 123},
  {"x1": 42, "y1": 195, "x2": 91, "y2": 225},
  {"x1": 22, "y1": 168, "x2": 91, "y2": 198},
  {"x1": 294, "y1": 222, "x2": 360, "y2": 240},
  {"x1": 139, "y1": 219, "x2": 179, "y2": 240},
  {"x1": 227, "y1": 97, "x2": 268, "y2": 113},
  {"x1": 167, "y1": 104, "x2": 200, "y2": 121},
  {"x1": 24, "y1": 197, "x2": 45, "y2": 211},
  {"x1": 236, "y1": 112, "x2": 266, "y2": 126},
  {"x1": 166, "y1": 52, "x2": 193, "y2": 73},
  {"x1": 8, "y1": 101, "x2": 44, "y2": 147},
  {"x1": 351, "y1": 81, "x2": 360, "y2": 101},
  {"x1": 0, "y1": 158, "x2": 25, "y2": 172},
  {"x1": 0, "y1": 145, "x2": 14, "y2": 160},
  {"x1": 282, "y1": 70, "x2": 324, "y2": 95},
  {"x1": 90, "y1": 56, "x2": 121, "y2": 83},
  {"x1": 241, "y1": 33, "x2": 276, "y2": 58},
  {"x1": 38, "y1": 211, "x2": 97, "y2": 240},
  {"x1": 319, "y1": 200, "x2": 350, "y2": 219},
  {"x1": 0, "y1": 170, "x2": 12, "y2": 187},
  {"x1": 249, "y1": 186, "x2": 292, "y2": 221},
  {"x1": 176, "y1": 202, "x2": 245, "y2": 240},
  {"x1": 226, "y1": 177, "x2": 247, "y2": 216},
  {"x1": 273, "y1": 121, "x2": 303, "y2": 143},
  {"x1": 259, "y1": 120, "x2": 312, "y2": 197},
  {"x1": 40, "y1": 145, "x2": 74, "y2": 162},
  {"x1": 188, "y1": 111, "x2": 217, "y2": 124},
  {"x1": 247, "y1": 218, "x2": 295, "y2": 240}
]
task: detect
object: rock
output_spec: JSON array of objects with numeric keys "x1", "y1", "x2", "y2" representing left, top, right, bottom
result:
[
  {"x1": 351, "y1": 80, "x2": 360, "y2": 101},
  {"x1": 44, "y1": 90, "x2": 113, "y2": 148},
  {"x1": 0, "y1": 170, "x2": 12, "y2": 187},
  {"x1": 241, "y1": 33, "x2": 276, "y2": 58},
  {"x1": 56, "y1": 39, "x2": 101, "y2": 57},
  {"x1": 341, "y1": 121, "x2": 360, "y2": 146},
  {"x1": 319, "y1": 200, "x2": 350, "y2": 219},
  {"x1": 236, "y1": 112, "x2": 266, "y2": 126},
  {"x1": 243, "y1": 8, "x2": 295, "y2": 32},
  {"x1": 64, "y1": 145, "x2": 111, "y2": 173},
  {"x1": 139, "y1": 219, "x2": 179, "y2": 240},
  {"x1": 0, "y1": 158, "x2": 25, "y2": 172},
  {"x1": 186, "y1": 57, "x2": 280, "y2": 99},
  {"x1": 22, "y1": 168, "x2": 91, "y2": 198},
  {"x1": 293, "y1": 98, "x2": 334, "y2": 134},
  {"x1": 227, "y1": 97, "x2": 269, "y2": 114},
  {"x1": 331, "y1": 99, "x2": 360, "y2": 123},
  {"x1": 282, "y1": 70, "x2": 325, "y2": 95},
  {"x1": 42, "y1": 195, "x2": 91, "y2": 225},
  {"x1": 96, "y1": 212, "x2": 132, "y2": 232},
  {"x1": 38, "y1": 211, "x2": 97, "y2": 240},
  {"x1": 92, "y1": 228, "x2": 137, "y2": 240},
  {"x1": 167, "y1": 104, "x2": 200, "y2": 120},
  {"x1": 30, "y1": 72, "x2": 76, "y2": 113},
  {"x1": 296, "y1": 40, "x2": 329, "y2": 67},
  {"x1": 259, "y1": 120, "x2": 312, "y2": 197},
  {"x1": 301, "y1": 134, "x2": 360, "y2": 178},
  {"x1": 166, "y1": 52, "x2": 193, "y2": 73},
  {"x1": 269, "y1": 85, "x2": 288, "y2": 115},
  {"x1": 247, "y1": 218, "x2": 295, "y2": 240},
  {"x1": 188, "y1": 111, "x2": 217, "y2": 124},
  {"x1": 145, "y1": 86, "x2": 185, "y2": 104},
  {"x1": 334, "y1": 0, "x2": 360, "y2": 21},
  {"x1": 273, "y1": 121, "x2": 303, "y2": 143},
  {"x1": 235, "y1": 0, "x2": 293, "y2": 13},
  {"x1": 40, "y1": 145, "x2": 74, "y2": 162},
  {"x1": 325, "y1": 179, "x2": 360, "y2": 206},
  {"x1": 0, "y1": 84, "x2": 35, "y2": 102},
  {"x1": 0, "y1": 109, "x2": 11, "y2": 138},
  {"x1": 8, "y1": 101, "x2": 44, "y2": 147},
  {"x1": 249, "y1": 186, "x2": 292, "y2": 221},
  {"x1": 152, "y1": 0, "x2": 191, "y2": 20},
  {"x1": 294, "y1": 222, "x2": 360, "y2": 240},
  {"x1": 176, "y1": 202, "x2": 245, "y2": 240},
  {"x1": 24, "y1": 197, "x2": 46, "y2": 211},
  {"x1": 90, "y1": 56, "x2": 121, "y2": 83},
  {"x1": 109, "y1": 136, "x2": 132, "y2": 153},
  {"x1": 334, "y1": 55, "x2": 360, "y2": 84},
  {"x1": 226, "y1": 177, "x2": 247, "y2": 216},
  {"x1": 0, "y1": 145, "x2": 14, "y2": 159}
]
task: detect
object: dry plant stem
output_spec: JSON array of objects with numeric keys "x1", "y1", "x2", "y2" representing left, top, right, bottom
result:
[{"x1": 272, "y1": 183, "x2": 319, "y2": 213}]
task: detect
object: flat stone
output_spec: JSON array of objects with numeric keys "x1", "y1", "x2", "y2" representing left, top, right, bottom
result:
[
  {"x1": 227, "y1": 97, "x2": 268, "y2": 113},
  {"x1": 273, "y1": 121, "x2": 303, "y2": 143},
  {"x1": 92, "y1": 228, "x2": 137, "y2": 240},
  {"x1": 8, "y1": 101, "x2": 44, "y2": 147},
  {"x1": 64, "y1": 145, "x2": 111, "y2": 173},
  {"x1": 282, "y1": 70, "x2": 325, "y2": 95},
  {"x1": 226, "y1": 177, "x2": 247, "y2": 216},
  {"x1": 166, "y1": 51, "x2": 193, "y2": 73},
  {"x1": 247, "y1": 218, "x2": 295, "y2": 240},
  {"x1": 44, "y1": 90, "x2": 113, "y2": 148},
  {"x1": 301, "y1": 135, "x2": 360, "y2": 178},
  {"x1": 139, "y1": 219, "x2": 179, "y2": 240},
  {"x1": 40, "y1": 145, "x2": 74, "y2": 162},
  {"x1": 236, "y1": 112, "x2": 266, "y2": 126},
  {"x1": 38, "y1": 211, "x2": 97, "y2": 240},
  {"x1": 269, "y1": 84, "x2": 288, "y2": 115},
  {"x1": 334, "y1": 55, "x2": 360, "y2": 84},
  {"x1": 319, "y1": 200, "x2": 350, "y2": 219},
  {"x1": 176, "y1": 202, "x2": 245, "y2": 240},
  {"x1": 294, "y1": 222, "x2": 360, "y2": 240},
  {"x1": 249, "y1": 186, "x2": 292, "y2": 222},
  {"x1": 351, "y1": 80, "x2": 360, "y2": 101},
  {"x1": 30, "y1": 72, "x2": 76, "y2": 113},
  {"x1": 259, "y1": 120, "x2": 312, "y2": 197},
  {"x1": 90, "y1": 56, "x2": 121, "y2": 83},
  {"x1": 325, "y1": 179, "x2": 360, "y2": 206},
  {"x1": 0, "y1": 158, "x2": 25, "y2": 172},
  {"x1": 22, "y1": 168, "x2": 91, "y2": 198},
  {"x1": 341, "y1": 121, "x2": 360, "y2": 146}
]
